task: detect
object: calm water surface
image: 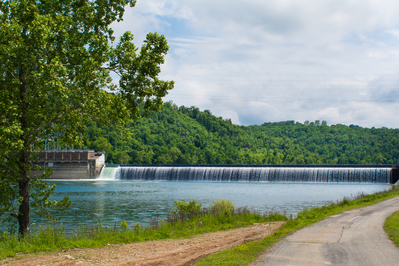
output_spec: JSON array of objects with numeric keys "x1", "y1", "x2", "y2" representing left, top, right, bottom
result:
[{"x1": 22, "y1": 180, "x2": 390, "y2": 229}]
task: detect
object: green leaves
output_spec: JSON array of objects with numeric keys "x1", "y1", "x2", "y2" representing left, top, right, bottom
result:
[
  {"x1": 0, "y1": 0, "x2": 173, "y2": 234},
  {"x1": 110, "y1": 32, "x2": 174, "y2": 119},
  {"x1": 30, "y1": 173, "x2": 72, "y2": 222},
  {"x1": 172, "y1": 199, "x2": 203, "y2": 216}
]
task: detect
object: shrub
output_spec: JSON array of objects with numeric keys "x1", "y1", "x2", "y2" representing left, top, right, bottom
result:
[
  {"x1": 209, "y1": 199, "x2": 234, "y2": 214},
  {"x1": 119, "y1": 221, "x2": 128, "y2": 231},
  {"x1": 172, "y1": 199, "x2": 202, "y2": 215}
]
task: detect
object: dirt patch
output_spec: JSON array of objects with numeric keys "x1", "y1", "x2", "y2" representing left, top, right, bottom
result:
[{"x1": 1, "y1": 222, "x2": 284, "y2": 266}]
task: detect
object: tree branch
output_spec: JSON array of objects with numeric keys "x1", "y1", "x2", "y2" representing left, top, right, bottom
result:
[
  {"x1": 26, "y1": 104, "x2": 82, "y2": 140},
  {"x1": 102, "y1": 66, "x2": 122, "y2": 77},
  {"x1": 0, "y1": 163, "x2": 15, "y2": 172}
]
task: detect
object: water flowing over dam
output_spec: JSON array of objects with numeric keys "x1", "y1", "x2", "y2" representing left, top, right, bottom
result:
[{"x1": 114, "y1": 165, "x2": 393, "y2": 183}]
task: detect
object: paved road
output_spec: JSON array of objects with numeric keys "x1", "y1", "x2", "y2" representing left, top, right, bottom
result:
[{"x1": 257, "y1": 196, "x2": 399, "y2": 266}]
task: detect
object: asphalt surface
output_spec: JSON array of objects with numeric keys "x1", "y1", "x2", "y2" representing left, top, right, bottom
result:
[{"x1": 257, "y1": 196, "x2": 399, "y2": 266}]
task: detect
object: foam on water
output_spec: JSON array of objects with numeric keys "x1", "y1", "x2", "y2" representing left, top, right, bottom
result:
[{"x1": 98, "y1": 166, "x2": 120, "y2": 180}]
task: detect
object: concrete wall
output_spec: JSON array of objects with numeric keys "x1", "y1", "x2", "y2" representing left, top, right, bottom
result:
[
  {"x1": 32, "y1": 162, "x2": 90, "y2": 179},
  {"x1": 32, "y1": 153, "x2": 105, "y2": 179},
  {"x1": 94, "y1": 154, "x2": 105, "y2": 177}
]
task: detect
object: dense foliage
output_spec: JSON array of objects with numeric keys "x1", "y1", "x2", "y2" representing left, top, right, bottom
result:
[
  {"x1": 84, "y1": 102, "x2": 399, "y2": 165},
  {"x1": 0, "y1": 0, "x2": 173, "y2": 235}
]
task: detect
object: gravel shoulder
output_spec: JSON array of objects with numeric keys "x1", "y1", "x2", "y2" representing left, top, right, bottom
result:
[{"x1": 0, "y1": 222, "x2": 284, "y2": 266}]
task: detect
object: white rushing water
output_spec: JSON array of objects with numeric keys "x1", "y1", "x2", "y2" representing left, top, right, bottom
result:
[
  {"x1": 98, "y1": 166, "x2": 120, "y2": 180},
  {"x1": 118, "y1": 166, "x2": 391, "y2": 183}
]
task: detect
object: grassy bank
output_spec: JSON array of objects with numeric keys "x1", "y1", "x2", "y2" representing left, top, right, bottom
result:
[
  {"x1": 194, "y1": 186, "x2": 399, "y2": 266},
  {"x1": 0, "y1": 200, "x2": 287, "y2": 260},
  {"x1": 384, "y1": 210, "x2": 399, "y2": 248}
]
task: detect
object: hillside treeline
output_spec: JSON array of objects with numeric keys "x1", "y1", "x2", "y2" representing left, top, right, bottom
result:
[{"x1": 83, "y1": 102, "x2": 399, "y2": 165}]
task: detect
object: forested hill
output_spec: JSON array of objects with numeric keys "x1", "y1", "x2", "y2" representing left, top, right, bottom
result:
[{"x1": 84, "y1": 102, "x2": 399, "y2": 165}]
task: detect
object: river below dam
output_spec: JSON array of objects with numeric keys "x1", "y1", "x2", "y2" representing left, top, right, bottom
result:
[{"x1": 10, "y1": 180, "x2": 389, "y2": 231}]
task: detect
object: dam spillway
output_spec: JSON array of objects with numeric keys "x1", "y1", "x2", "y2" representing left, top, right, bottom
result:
[{"x1": 116, "y1": 165, "x2": 392, "y2": 183}]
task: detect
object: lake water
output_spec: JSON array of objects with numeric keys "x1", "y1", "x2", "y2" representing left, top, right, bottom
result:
[{"x1": 20, "y1": 180, "x2": 390, "y2": 230}]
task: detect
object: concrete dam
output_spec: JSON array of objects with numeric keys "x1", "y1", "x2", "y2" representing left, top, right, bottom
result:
[
  {"x1": 34, "y1": 151, "x2": 399, "y2": 184},
  {"x1": 114, "y1": 164, "x2": 398, "y2": 184}
]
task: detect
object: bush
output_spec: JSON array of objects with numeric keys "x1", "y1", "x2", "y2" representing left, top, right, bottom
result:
[
  {"x1": 209, "y1": 199, "x2": 234, "y2": 214},
  {"x1": 172, "y1": 199, "x2": 202, "y2": 215},
  {"x1": 119, "y1": 221, "x2": 128, "y2": 231}
]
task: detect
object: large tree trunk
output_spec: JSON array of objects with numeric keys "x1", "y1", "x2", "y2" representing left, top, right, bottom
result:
[
  {"x1": 18, "y1": 157, "x2": 30, "y2": 237},
  {"x1": 18, "y1": 64, "x2": 30, "y2": 237}
]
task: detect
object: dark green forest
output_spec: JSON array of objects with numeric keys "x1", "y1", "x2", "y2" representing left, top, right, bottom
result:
[{"x1": 83, "y1": 102, "x2": 399, "y2": 165}]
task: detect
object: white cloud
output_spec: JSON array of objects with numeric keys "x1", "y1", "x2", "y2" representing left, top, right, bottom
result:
[
  {"x1": 113, "y1": 0, "x2": 399, "y2": 128},
  {"x1": 387, "y1": 29, "x2": 399, "y2": 39}
]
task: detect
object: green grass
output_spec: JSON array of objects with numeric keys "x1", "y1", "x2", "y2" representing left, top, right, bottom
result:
[
  {"x1": 194, "y1": 187, "x2": 399, "y2": 266},
  {"x1": 384, "y1": 210, "x2": 399, "y2": 248},
  {"x1": 0, "y1": 203, "x2": 287, "y2": 260}
]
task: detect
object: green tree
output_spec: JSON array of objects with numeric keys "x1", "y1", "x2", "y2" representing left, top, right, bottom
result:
[
  {"x1": 115, "y1": 150, "x2": 131, "y2": 164},
  {"x1": 0, "y1": 0, "x2": 174, "y2": 236},
  {"x1": 92, "y1": 137, "x2": 112, "y2": 160}
]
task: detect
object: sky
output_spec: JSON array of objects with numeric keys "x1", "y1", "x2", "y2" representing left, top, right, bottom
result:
[{"x1": 111, "y1": 0, "x2": 399, "y2": 128}]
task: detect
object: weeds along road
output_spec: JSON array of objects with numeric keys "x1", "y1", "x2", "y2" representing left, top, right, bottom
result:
[{"x1": 257, "y1": 196, "x2": 399, "y2": 266}]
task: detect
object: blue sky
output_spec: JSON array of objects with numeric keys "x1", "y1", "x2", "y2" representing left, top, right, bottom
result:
[{"x1": 111, "y1": 0, "x2": 399, "y2": 128}]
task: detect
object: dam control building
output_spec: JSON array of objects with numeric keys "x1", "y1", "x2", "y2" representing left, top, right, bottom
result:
[{"x1": 33, "y1": 150, "x2": 105, "y2": 179}]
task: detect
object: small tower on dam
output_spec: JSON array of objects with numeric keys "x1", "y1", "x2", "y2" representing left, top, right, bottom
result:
[
  {"x1": 391, "y1": 159, "x2": 399, "y2": 185},
  {"x1": 33, "y1": 150, "x2": 105, "y2": 179}
]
